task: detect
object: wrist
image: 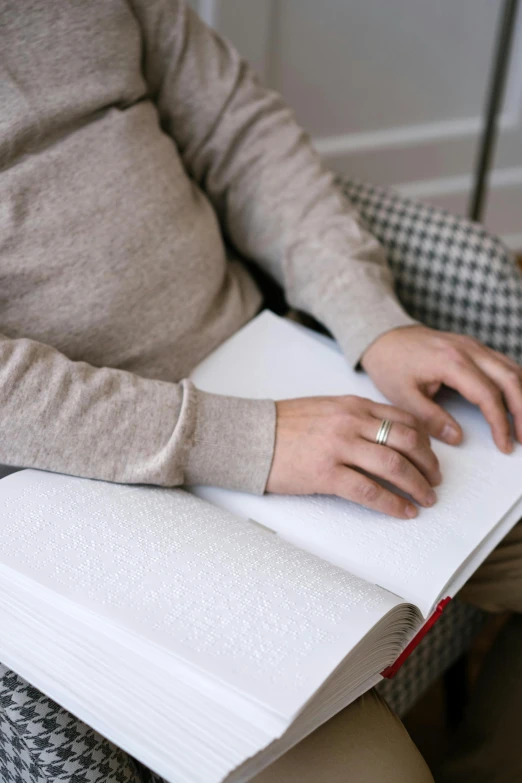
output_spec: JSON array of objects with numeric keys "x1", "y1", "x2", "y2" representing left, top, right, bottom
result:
[{"x1": 360, "y1": 324, "x2": 419, "y2": 372}]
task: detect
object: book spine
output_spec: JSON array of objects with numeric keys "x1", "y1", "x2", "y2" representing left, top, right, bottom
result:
[{"x1": 381, "y1": 597, "x2": 451, "y2": 679}]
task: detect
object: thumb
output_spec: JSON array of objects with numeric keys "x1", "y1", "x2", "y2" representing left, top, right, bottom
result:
[{"x1": 407, "y1": 389, "x2": 463, "y2": 445}]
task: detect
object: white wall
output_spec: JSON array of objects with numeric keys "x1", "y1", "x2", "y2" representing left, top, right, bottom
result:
[{"x1": 192, "y1": 0, "x2": 522, "y2": 249}]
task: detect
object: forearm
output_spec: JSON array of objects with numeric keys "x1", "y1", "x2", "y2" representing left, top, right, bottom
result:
[
  {"x1": 0, "y1": 335, "x2": 275, "y2": 492},
  {"x1": 205, "y1": 81, "x2": 419, "y2": 365}
]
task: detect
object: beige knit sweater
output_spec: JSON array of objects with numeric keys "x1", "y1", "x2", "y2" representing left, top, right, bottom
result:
[{"x1": 0, "y1": 0, "x2": 415, "y2": 493}]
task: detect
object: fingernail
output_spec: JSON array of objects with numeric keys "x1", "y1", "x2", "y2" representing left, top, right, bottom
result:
[
  {"x1": 504, "y1": 438, "x2": 513, "y2": 454},
  {"x1": 425, "y1": 490, "x2": 437, "y2": 506},
  {"x1": 406, "y1": 505, "x2": 418, "y2": 519},
  {"x1": 442, "y1": 424, "x2": 460, "y2": 444}
]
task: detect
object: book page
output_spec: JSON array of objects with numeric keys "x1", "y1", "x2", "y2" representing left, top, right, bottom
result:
[
  {"x1": 190, "y1": 312, "x2": 522, "y2": 617},
  {"x1": 0, "y1": 468, "x2": 401, "y2": 720}
]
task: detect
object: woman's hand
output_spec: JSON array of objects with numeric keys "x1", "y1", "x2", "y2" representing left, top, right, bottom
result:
[
  {"x1": 266, "y1": 395, "x2": 441, "y2": 518},
  {"x1": 361, "y1": 325, "x2": 522, "y2": 453}
]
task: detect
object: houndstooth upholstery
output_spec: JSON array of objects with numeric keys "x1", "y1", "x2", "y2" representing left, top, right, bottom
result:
[
  {"x1": 338, "y1": 178, "x2": 522, "y2": 364},
  {"x1": 1, "y1": 177, "x2": 521, "y2": 783},
  {"x1": 0, "y1": 669, "x2": 145, "y2": 783}
]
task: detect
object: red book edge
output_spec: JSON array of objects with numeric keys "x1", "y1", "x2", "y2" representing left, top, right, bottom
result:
[{"x1": 380, "y1": 596, "x2": 451, "y2": 679}]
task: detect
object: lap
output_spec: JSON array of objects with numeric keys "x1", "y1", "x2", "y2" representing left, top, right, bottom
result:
[
  {"x1": 459, "y1": 521, "x2": 522, "y2": 613},
  {"x1": 0, "y1": 660, "x2": 431, "y2": 783},
  {"x1": 250, "y1": 690, "x2": 433, "y2": 783}
]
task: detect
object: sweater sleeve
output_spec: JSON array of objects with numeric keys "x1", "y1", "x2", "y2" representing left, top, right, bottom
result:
[
  {"x1": 0, "y1": 334, "x2": 275, "y2": 494},
  {"x1": 130, "y1": 0, "x2": 417, "y2": 366}
]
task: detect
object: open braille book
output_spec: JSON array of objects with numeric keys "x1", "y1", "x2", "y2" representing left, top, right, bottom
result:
[{"x1": 1, "y1": 311, "x2": 522, "y2": 783}]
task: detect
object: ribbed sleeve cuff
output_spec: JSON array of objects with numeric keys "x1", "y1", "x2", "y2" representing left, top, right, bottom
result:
[
  {"x1": 330, "y1": 299, "x2": 418, "y2": 368},
  {"x1": 184, "y1": 387, "x2": 277, "y2": 494}
]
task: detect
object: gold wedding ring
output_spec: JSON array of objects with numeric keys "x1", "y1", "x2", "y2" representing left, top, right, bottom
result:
[{"x1": 375, "y1": 419, "x2": 393, "y2": 446}]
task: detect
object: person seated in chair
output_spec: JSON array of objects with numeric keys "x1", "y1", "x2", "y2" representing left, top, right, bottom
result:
[{"x1": 1, "y1": 2, "x2": 522, "y2": 781}]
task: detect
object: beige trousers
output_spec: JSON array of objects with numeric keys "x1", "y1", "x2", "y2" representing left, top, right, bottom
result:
[{"x1": 252, "y1": 522, "x2": 522, "y2": 783}]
